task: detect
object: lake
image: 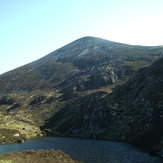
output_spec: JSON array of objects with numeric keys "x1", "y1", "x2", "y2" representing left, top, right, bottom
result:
[{"x1": 0, "y1": 137, "x2": 162, "y2": 163}]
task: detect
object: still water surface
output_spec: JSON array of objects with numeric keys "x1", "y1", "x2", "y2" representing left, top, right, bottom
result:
[{"x1": 0, "y1": 137, "x2": 162, "y2": 163}]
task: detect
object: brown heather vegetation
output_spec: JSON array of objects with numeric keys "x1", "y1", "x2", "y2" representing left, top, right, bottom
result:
[{"x1": 0, "y1": 150, "x2": 82, "y2": 163}]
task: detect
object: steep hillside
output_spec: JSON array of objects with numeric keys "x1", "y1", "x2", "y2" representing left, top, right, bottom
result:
[
  {"x1": 0, "y1": 36, "x2": 162, "y2": 146},
  {"x1": 43, "y1": 57, "x2": 163, "y2": 155},
  {"x1": 0, "y1": 36, "x2": 162, "y2": 93},
  {"x1": 106, "y1": 56, "x2": 163, "y2": 153}
]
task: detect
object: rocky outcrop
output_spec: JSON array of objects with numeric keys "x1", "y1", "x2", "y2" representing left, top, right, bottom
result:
[
  {"x1": 30, "y1": 96, "x2": 45, "y2": 105},
  {"x1": 6, "y1": 104, "x2": 20, "y2": 112},
  {"x1": 59, "y1": 65, "x2": 119, "y2": 95},
  {"x1": 0, "y1": 96, "x2": 14, "y2": 105}
]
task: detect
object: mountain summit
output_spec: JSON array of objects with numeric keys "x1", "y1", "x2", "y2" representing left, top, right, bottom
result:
[{"x1": 43, "y1": 36, "x2": 133, "y2": 61}]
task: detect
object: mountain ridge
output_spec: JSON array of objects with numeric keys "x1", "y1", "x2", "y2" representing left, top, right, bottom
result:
[
  {"x1": 2, "y1": 36, "x2": 162, "y2": 75},
  {"x1": 0, "y1": 36, "x2": 162, "y2": 94}
]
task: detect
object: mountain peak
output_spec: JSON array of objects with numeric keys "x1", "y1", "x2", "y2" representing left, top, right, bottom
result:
[
  {"x1": 73, "y1": 36, "x2": 112, "y2": 43},
  {"x1": 44, "y1": 36, "x2": 127, "y2": 61}
]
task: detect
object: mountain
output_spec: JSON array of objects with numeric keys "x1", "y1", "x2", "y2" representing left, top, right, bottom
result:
[
  {"x1": 43, "y1": 57, "x2": 163, "y2": 155},
  {"x1": 107, "y1": 57, "x2": 163, "y2": 153},
  {"x1": 0, "y1": 36, "x2": 162, "y2": 152},
  {"x1": 0, "y1": 36, "x2": 162, "y2": 93}
]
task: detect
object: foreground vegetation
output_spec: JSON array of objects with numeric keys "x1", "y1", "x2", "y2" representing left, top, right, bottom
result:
[
  {"x1": 0, "y1": 150, "x2": 82, "y2": 163},
  {"x1": 0, "y1": 128, "x2": 25, "y2": 145}
]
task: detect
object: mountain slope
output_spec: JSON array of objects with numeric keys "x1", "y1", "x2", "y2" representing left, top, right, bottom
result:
[
  {"x1": 0, "y1": 36, "x2": 162, "y2": 93},
  {"x1": 0, "y1": 36, "x2": 162, "y2": 146},
  {"x1": 107, "y1": 57, "x2": 163, "y2": 153},
  {"x1": 43, "y1": 57, "x2": 163, "y2": 154}
]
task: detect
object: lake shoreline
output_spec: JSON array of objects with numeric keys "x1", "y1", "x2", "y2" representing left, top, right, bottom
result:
[
  {"x1": 1, "y1": 134, "x2": 162, "y2": 158},
  {"x1": 0, "y1": 136, "x2": 162, "y2": 163}
]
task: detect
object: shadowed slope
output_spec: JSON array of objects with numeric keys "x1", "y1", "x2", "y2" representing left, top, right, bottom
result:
[{"x1": 43, "y1": 57, "x2": 163, "y2": 154}]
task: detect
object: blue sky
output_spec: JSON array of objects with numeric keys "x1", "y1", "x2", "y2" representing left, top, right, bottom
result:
[{"x1": 0, "y1": 0, "x2": 163, "y2": 74}]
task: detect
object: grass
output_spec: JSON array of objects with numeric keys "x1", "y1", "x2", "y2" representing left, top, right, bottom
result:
[
  {"x1": 0, "y1": 122, "x2": 43, "y2": 139},
  {"x1": 123, "y1": 60, "x2": 151, "y2": 70},
  {"x1": 0, "y1": 150, "x2": 82, "y2": 163},
  {"x1": 0, "y1": 90, "x2": 62, "y2": 141},
  {"x1": 0, "y1": 128, "x2": 25, "y2": 145}
]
